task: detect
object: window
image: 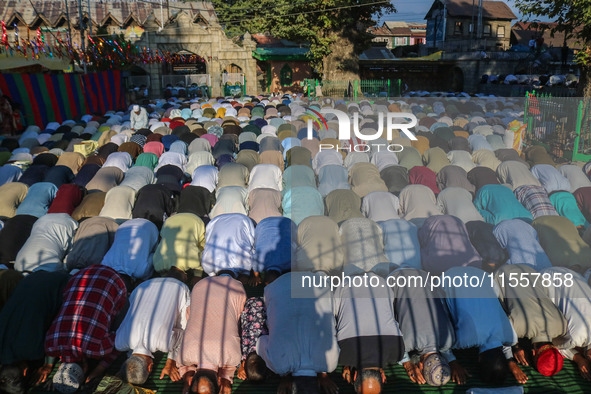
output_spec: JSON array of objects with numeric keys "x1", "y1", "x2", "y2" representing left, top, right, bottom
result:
[
  {"x1": 395, "y1": 37, "x2": 407, "y2": 46},
  {"x1": 497, "y1": 25, "x2": 505, "y2": 38},
  {"x1": 483, "y1": 24, "x2": 491, "y2": 36},
  {"x1": 280, "y1": 64, "x2": 293, "y2": 86},
  {"x1": 454, "y1": 21, "x2": 463, "y2": 35}
]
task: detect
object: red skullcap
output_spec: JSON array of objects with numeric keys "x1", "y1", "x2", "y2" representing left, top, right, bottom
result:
[{"x1": 536, "y1": 345, "x2": 563, "y2": 376}]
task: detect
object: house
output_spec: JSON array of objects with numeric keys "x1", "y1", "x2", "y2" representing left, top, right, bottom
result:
[
  {"x1": 425, "y1": 0, "x2": 516, "y2": 51},
  {"x1": 511, "y1": 22, "x2": 583, "y2": 50},
  {"x1": 408, "y1": 23, "x2": 428, "y2": 45},
  {"x1": 369, "y1": 21, "x2": 426, "y2": 49},
  {"x1": 252, "y1": 33, "x2": 311, "y2": 93},
  {"x1": 369, "y1": 25, "x2": 394, "y2": 48}
]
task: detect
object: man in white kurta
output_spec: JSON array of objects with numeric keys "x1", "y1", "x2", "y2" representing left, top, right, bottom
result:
[
  {"x1": 312, "y1": 150, "x2": 343, "y2": 175},
  {"x1": 247, "y1": 164, "x2": 283, "y2": 193},
  {"x1": 201, "y1": 213, "x2": 256, "y2": 278},
  {"x1": 130, "y1": 105, "x2": 149, "y2": 130},
  {"x1": 190, "y1": 165, "x2": 219, "y2": 193},
  {"x1": 543, "y1": 266, "x2": 591, "y2": 381},
  {"x1": 256, "y1": 272, "x2": 340, "y2": 393},
  {"x1": 115, "y1": 276, "x2": 191, "y2": 383}
]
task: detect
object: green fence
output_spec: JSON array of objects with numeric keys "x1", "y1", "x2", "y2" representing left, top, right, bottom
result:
[
  {"x1": 224, "y1": 82, "x2": 245, "y2": 96},
  {"x1": 524, "y1": 91, "x2": 591, "y2": 162},
  {"x1": 573, "y1": 100, "x2": 591, "y2": 162},
  {"x1": 304, "y1": 79, "x2": 403, "y2": 99}
]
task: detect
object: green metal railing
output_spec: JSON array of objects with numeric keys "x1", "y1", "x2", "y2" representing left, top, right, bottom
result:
[
  {"x1": 224, "y1": 75, "x2": 246, "y2": 96},
  {"x1": 224, "y1": 83, "x2": 245, "y2": 96},
  {"x1": 573, "y1": 101, "x2": 591, "y2": 162},
  {"x1": 303, "y1": 79, "x2": 403, "y2": 99},
  {"x1": 524, "y1": 91, "x2": 591, "y2": 162}
]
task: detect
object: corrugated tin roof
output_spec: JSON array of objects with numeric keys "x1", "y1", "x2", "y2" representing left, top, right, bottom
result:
[
  {"x1": 426, "y1": 0, "x2": 516, "y2": 21},
  {"x1": 511, "y1": 21, "x2": 583, "y2": 49},
  {"x1": 408, "y1": 23, "x2": 427, "y2": 29},
  {"x1": 0, "y1": 0, "x2": 217, "y2": 28},
  {"x1": 252, "y1": 34, "x2": 282, "y2": 46},
  {"x1": 384, "y1": 21, "x2": 408, "y2": 29},
  {"x1": 370, "y1": 22, "x2": 427, "y2": 37},
  {"x1": 252, "y1": 46, "x2": 310, "y2": 60},
  {"x1": 368, "y1": 26, "x2": 393, "y2": 36},
  {"x1": 389, "y1": 27, "x2": 413, "y2": 36},
  {"x1": 359, "y1": 47, "x2": 396, "y2": 60}
]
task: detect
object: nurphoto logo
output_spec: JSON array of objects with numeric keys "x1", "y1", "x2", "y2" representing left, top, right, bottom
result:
[{"x1": 305, "y1": 107, "x2": 418, "y2": 152}]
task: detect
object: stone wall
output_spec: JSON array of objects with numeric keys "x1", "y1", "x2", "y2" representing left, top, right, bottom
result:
[
  {"x1": 263, "y1": 60, "x2": 310, "y2": 93},
  {"x1": 458, "y1": 59, "x2": 528, "y2": 92},
  {"x1": 135, "y1": 11, "x2": 257, "y2": 97}
]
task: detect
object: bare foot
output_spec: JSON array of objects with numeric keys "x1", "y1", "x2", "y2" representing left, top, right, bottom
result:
[{"x1": 508, "y1": 360, "x2": 528, "y2": 384}]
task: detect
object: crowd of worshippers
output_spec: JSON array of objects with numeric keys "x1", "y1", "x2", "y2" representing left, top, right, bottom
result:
[{"x1": 2, "y1": 95, "x2": 591, "y2": 394}]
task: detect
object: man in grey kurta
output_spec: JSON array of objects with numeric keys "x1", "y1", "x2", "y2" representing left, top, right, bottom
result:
[
  {"x1": 339, "y1": 218, "x2": 392, "y2": 277},
  {"x1": 495, "y1": 264, "x2": 569, "y2": 377},
  {"x1": 542, "y1": 266, "x2": 591, "y2": 381},
  {"x1": 333, "y1": 273, "x2": 404, "y2": 392},
  {"x1": 15, "y1": 213, "x2": 78, "y2": 273},
  {"x1": 390, "y1": 268, "x2": 464, "y2": 386},
  {"x1": 257, "y1": 272, "x2": 340, "y2": 394}
]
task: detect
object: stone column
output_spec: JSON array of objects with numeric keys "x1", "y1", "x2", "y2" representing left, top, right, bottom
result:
[
  {"x1": 209, "y1": 26, "x2": 223, "y2": 97},
  {"x1": 142, "y1": 63, "x2": 161, "y2": 99},
  {"x1": 242, "y1": 32, "x2": 258, "y2": 95}
]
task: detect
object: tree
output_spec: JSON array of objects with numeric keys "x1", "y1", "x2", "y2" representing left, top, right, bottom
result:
[
  {"x1": 515, "y1": 0, "x2": 591, "y2": 96},
  {"x1": 210, "y1": 0, "x2": 396, "y2": 78}
]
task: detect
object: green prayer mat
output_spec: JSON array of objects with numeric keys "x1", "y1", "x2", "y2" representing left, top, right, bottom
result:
[
  {"x1": 32, "y1": 284, "x2": 591, "y2": 393},
  {"x1": 32, "y1": 349, "x2": 591, "y2": 393}
]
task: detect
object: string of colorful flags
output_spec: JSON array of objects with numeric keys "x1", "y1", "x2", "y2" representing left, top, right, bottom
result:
[{"x1": 0, "y1": 21, "x2": 207, "y2": 69}]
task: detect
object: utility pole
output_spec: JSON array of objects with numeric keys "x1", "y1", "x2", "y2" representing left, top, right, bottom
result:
[
  {"x1": 78, "y1": 0, "x2": 87, "y2": 73},
  {"x1": 87, "y1": 0, "x2": 92, "y2": 36},
  {"x1": 64, "y1": 0, "x2": 72, "y2": 47},
  {"x1": 432, "y1": 10, "x2": 439, "y2": 49},
  {"x1": 470, "y1": 0, "x2": 475, "y2": 49},
  {"x1": 442, "y1": 1, "x2": 447, "y2": 48},
  {"x1": 160, "y1": 0, "x2": 164, "y2": 32},
  {"x1": 477, "y1": 0, "x2": 483, "y2": 40}
]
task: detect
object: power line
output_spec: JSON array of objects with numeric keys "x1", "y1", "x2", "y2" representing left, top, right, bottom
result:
[
  {"x1": 123, "y1": 0, "x2": 392, "y2": 27},
  {"x1": 91, "y1": 0, "x2": 389, "y2": 24},
  {"x1": 218, "y1": 0, "x2": 392, "y2": 24},
  {"x1": 13, "y1": 0, "x2": 390, "y2": 32},
  {"x1": 106, "y1": 0, "x2": 320, "y2": 14}
]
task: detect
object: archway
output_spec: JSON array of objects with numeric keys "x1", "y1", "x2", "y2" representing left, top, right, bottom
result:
[
  {"x1": 280, "y1": 64, "x2": 293, "y2": 87},
  {"x1": 164, "y1": 49, "x2": 207, "y2": 75},
  {"x1": 222, "y1": 63, "x2": 245, "y2": 95},
  {"x1": 225, "y1": 63, "x2": 243, "y2": 73},
  {"x1": 452, "y1": 67, "x2": 464, "y2": 92}
]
